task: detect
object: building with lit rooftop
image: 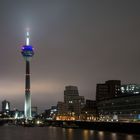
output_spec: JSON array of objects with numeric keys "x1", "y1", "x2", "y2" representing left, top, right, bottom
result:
[
  {"x1": 97, "y1": 94, "x2": 140, "y2": 121},
  {"x1": 121, "y1": 84, "x2": 140, "y2": 95},
  {"x1": 96, "y1": 81, "x2": 140, "y2": 121}
]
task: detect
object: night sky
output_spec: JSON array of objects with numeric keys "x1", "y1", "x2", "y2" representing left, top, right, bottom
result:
[{"x1": 0, "y1": 0, "x2": 140, "y2": 111}]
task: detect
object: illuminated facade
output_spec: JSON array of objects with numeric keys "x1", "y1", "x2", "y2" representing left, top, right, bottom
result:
[
  {"x1": 81, "y1": 100, "x2": 97, "y2": 121},
  {"x1": 121, "y1": 84, "x2": 140, "y2": 95},
  {"x1": 21, "y1": 29, "x2": 34, "y2": 120},
  {"x1": 97, "y1": 94, "x2": 140, "y2": 121}
]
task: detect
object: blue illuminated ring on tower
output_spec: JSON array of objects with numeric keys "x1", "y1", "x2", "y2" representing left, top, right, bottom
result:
[{"x1": 21, "y1": 45, "x2": 34, "y2": 57}]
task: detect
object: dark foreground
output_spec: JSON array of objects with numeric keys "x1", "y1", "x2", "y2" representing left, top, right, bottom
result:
[
  {"x1": 1, "y1": 120, "x2": 140, "y2": 134},
  {"x1": 0, "y1": 125, "x2": 140, "y2": 140},
  {"x1": 41, "y1": 120, "x2": 140, "y2": 134}
]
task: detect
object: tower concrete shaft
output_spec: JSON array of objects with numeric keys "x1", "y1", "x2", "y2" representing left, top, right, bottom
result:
[
  {"x1": 24, "y1": 61, "x2": 32, "y2": 119},
  {"x1": 21, "y1": 29, "x2": 34, "y2": 120}
]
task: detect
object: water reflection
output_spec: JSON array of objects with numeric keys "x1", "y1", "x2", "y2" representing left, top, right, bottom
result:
[
  {"x1": 83, "y1": 130, "x2": 89, "y2": 140},
  {"x1": 64, "y1": 129, "x2": 137, "y2": 140},
  {"x1": 98, "y1": 131, "x2": 104, "y2": 140},
  {"x1": 67, "y1": 128, "x2": 73, "y2": 140},
  {"x1": 111, "y1": 133, "x2": 117, "y2": 140},
  {"x1": 0, "y1": 126, "x2": 139, "y2": 140},
  {"x1": 126, "y1": 135, "x2": 134, "y2": 140},
  {"x1": 89, "y1": 130, "x2": 94, "y2": 135}
]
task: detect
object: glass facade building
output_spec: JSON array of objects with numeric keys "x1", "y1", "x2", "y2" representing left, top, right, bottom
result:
[
  {"x1": 97, "y1": 94, "x2": 140, "y2": 121},
  {"x1": 121, "y1": 84, "x2": 140, "y2": 95}
]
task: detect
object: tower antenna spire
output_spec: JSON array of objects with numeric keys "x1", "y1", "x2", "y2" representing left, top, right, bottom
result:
[{"x1": 26, "y1": 28, "x2": 30, "y2": 46}]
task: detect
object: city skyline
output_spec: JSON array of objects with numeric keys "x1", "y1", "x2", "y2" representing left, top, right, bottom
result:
[{"x1": 0, "y1": 0, "x2": 140, "y2": 110}]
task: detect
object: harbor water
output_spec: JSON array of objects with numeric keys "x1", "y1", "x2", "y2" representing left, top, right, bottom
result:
[{"x1": 0, "y1": 125, "x2": 139, "y2": 140}]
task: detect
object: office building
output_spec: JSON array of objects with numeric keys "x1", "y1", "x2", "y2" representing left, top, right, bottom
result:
[
  {"x1": 64, "y1": 86, "x2": 85, "y2": 116},
  {"x1": 57, "y1": 101, "x2": 68, "y2": 115},
  {"x1": 97, "y1": 94, "x2": 140, "y2": 121},
  {"x1": 81, "y1": 100, "x2": 97, "y2": 121},
  {"x1": 96, "y1": 80, "x2": 121, "y2": 101}
]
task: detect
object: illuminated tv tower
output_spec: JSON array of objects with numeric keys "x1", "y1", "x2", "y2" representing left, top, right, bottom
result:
[{"x1": 21, "y1": 29, "x2": 34, "y2": 120}]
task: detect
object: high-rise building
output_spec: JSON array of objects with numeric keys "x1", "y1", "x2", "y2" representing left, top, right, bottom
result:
[
  {"x1": 57, "y1": 101, "x2": 68, "y2": 115},
  {"x1": 21, "y1": 29, "x2": 34, "y2": 120},
  {"x1": 64, "y1": 86, "x2": 85, "y2": 115},
  {"x1": 96, "y1": 80, "x2": 121, "y2": 101},
  {"x1": 2, "y1": 100, "x2": 10, "y2": 113}
]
